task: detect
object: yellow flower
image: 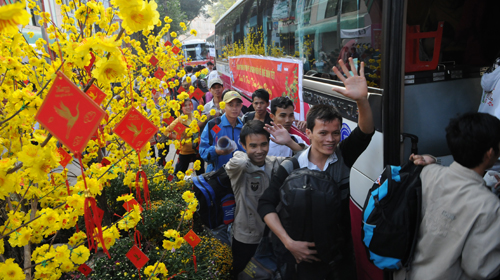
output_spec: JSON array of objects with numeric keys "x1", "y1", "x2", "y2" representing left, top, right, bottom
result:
[
  {"x1": 9, "y1": 227, "x2": 32, "y2": 247},
  {"x1": 71, "y1": 245, "x2": 90, "y2": 264},
  {"x1": 182, "y1": 191, "x2": 195, "y2": 203},
  {"x1": 210, "y1": 109, "x2": 216, "y2": 116},
  {"x1": 190, "y1": 29, "x2": 197, "y2": 36},
  {"x1": 0, "y1": 259, "x2": 24, "y2": 280},
  {"x1": 0, "y1": 239, "x2": 4, "y2": 255},
  {"x1": 219, "y1": 101, "x2": 226, "y2": 110},
  {"x1": 118, "y1": 0, "x2": 160, "y2": 33},
  {"x1": 197, "y1": 105, "x2": 204, "y2": 111},
  {"x1": 170, "y1": 31, "x2": 177, "y2": 38},
  {"x1": 92, "y1": 56, "x2": 127, "y2": 86},
  {"x1": 0, "y1": 1, "x2": 30, "y2": 35}
]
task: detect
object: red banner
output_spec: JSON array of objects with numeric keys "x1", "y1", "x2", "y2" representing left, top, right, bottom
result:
[{"x1": 229, "y1": 56, "x2": 306, "y2": 120}]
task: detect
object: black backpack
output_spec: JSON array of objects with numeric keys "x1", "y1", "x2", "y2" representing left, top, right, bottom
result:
[
  {"x1": 277, "y1": 157, "x2": 344, "y2": 264},
  {"x1": 361, "y1": 162, "x2": 423, "y2": 271},
  {"x1": 192, "y1": 166, "x2": 235, "y2": 229}
]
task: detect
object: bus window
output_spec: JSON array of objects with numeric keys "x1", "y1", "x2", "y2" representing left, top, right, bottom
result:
[{"x1": 215, "y1": 0, "x2": 382, "y2": 87}]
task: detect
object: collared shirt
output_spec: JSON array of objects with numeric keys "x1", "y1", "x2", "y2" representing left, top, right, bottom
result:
[
  {"x1": 297, "y1": 146, "x2": 338, "y2": 171},
  {"x1": 268, "y1": 134, "x2": 308, "y2": 157}
]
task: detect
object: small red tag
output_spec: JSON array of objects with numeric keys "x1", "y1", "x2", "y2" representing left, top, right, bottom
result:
[
  {"x1": 177, "y1": 86, "x2": 186, "y2": 94},
  {"x1": 163, "y1": 116, "x2": 175, "y2": 125},
  {"x1": 155, "y1": 68, "x2": 166, "y2": 80},
  {"x1": 35, "y1": 72, "x2": 106, "y2": 153},
  {"x1": 152, "y1": 89, "x2": 157, "y2": 96},
  {"x1": 212, "y1": 124, "x2": 221, "y2": 134},
  {"x1": 126, "y1": 245, "x2": 149, "y2": 270},
  {"x1": 101, "y1": 158, "x2": 111, "y2": 167},
  {"x1": 184, "y1": 229, "x2": 201, "y2": 248},
  {"x1": 172, "y1": 46, "x2": 180, "y2": 55},
  {"x1": 113, "y1": 107, "x2": 158, "y2": 151},
  {"x1": 58, "y1": 147, "x2": 72, "y2": 167},
  {"x1": 149, "y1": 55, "x2": 159, "y2": 66},
  {"x1": 84, "y1": 52, "x2": 96, "y2": 76},
  {"x1": 78, "y1": 264, "x2": 92, "y2": 276},
  {"x1": 86, "y1": 84, "x2": 106, "y2": 105},
  {"x1": 173, "y1": 122, "x2": 186, "y2": 136},
  {"x1": 190, "y1": 88, "x2": 204, "y2": 101},
  {"x1": 123, "y1": 198, "x2": 144, "y2": 213},
  {"x1": 164, "y1": 41, "x2": 172, "y2": 47}
]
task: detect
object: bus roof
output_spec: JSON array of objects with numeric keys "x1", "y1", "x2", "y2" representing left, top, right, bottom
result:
[
  {"x1": 215, "y1": 0, "x2": 244, "y2": 26},
  {"x1": 182, "y1": 39, "x2": 206, "y2": 45}
]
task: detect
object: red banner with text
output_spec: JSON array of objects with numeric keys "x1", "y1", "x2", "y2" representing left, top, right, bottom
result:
[{"x1": 228, "y1": 56, "x2": 306, "y2": 120}]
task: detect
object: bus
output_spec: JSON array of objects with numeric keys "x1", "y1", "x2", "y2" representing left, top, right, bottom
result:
[
  {"x1": 215, "y1": 0, "x2": 499, "y2": 279},
  {"x1": 181, "y1": 39, "x2": 211, "y2": 67}
]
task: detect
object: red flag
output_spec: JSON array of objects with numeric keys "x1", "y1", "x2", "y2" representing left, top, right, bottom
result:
[
  {"x1": 78, "y1": 264, "x2": 92, "y2": 276},
  {"x1": 86, "y1": 84, "x2": 107, "y2": 105},
  {"x1": 149, "y1": 55, "x2": 159, "y2": 66},
  {"x1": 184, "y1": 229, "x2": 201, "y2": 248},
  {"x1": 58, "y1": 147, "x2": 72, "y2": 167},
  {"x1": 122, "y1": 198, "x2": 144, "y2": 213}
]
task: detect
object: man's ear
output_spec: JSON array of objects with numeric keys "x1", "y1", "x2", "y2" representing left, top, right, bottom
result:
[
  {"x1": 270, "y1": 113, "x2": 275, "y2": 121},
  {"x1": 485, "y1": 147, "x2": 497, "y2": 164},
  {"x1": 305, "y1": 128, "x2": 312, "y2": 139}
]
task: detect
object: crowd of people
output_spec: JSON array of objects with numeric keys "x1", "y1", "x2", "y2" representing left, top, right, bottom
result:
[{"x1": 150, "y1": 57, "x2": 500, "y2": 280}]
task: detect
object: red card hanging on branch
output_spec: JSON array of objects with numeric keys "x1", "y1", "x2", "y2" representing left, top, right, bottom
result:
[
  {"x1": 123, "y1": 198, "x2": 144, "y2": 213},
  {"x1": 190, "y1": 88, "x2": 205, "y2": 101},
  {"x1": 172, "y1": 46, "x2": 181, "y2": 55},
  {"x1": 164, "y1": 40, "x2": 172, "y2": 47},
  {"x1": 86, "y1": 84, "x2": 106, "y2": 106},
  {"x1": 78, "y1": 264, "x2": 92, "y2": 276},
  {"x1": 84, "y1": 52, "x2": 96, "y2": 76},
  {"x1": 177, "y1": 86, "x2": 186, "y2": 94},
  {"x1": 149, "y1": 55, "x2": 159, "y2": 66},
  {"x1": 173, "y1": 122, "x2": 187, "y2": 136},
  {"x1": 35, "y1": 72, "x2": 106, "y2": 153},
  {"x1": 151, "y1": 89, "x2": 157, "y2": 96},
  {"x1": 126, "y1": 245, "x2": 149, "y2": 270},
  {"x1": 154, "y1": 68, "x2": 166, "y2": 80},
  {"x1": 167, "y1": 174, "x2": 174, "y2": 181},
  {"x1": 184, "y1": 229, "x2": 201, "y2": 248},
  {"x1": 212, "y1": 124, "x2": 221, "y2": 134},
  {"x1": 58, "y1": 147, "x2": 72, "y2": 168},
  {"x1": 163, "y1": 116, "x2": 175, "y2": 125},
  {"x1": 113, "y1": 107, "x2": 158, "y2": 151}
]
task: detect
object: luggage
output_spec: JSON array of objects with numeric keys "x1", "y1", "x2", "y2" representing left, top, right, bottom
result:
[
  {"x1": 238, "y1": 228, "x2": 280, "y2": 280},
  {"x1": 361, "y1": 162, "x2": 423, "y2": 270},
  {"x1": 192, "y1": 166, "x2": 235, "y2": 229}
]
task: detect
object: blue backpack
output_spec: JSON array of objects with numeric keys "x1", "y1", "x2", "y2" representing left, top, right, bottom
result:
[
  {"x1": 362, "y1": 162, "x2": 423, "y2": 271},
  {"x1": 192, "y1": 166, "x2": 235, "y2": 229}
]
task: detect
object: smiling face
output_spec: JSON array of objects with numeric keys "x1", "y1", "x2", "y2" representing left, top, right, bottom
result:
[
  {"x1": 252, "y1": 97, "x2": 269, "y2": 116},
  {"x1": 242, "y1": 133, "x2": 269, "y2": 166},
  {"x1": 271, "y1": 105, "x2": 295, "y2": 132},
  {"x1": 182, "y1": 99, "x2": 193, "y2": 115},
  {"x1": 306, "y1": 118, "x2": 341, "y2": 157}
]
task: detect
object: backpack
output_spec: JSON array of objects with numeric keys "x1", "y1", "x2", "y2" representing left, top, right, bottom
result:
[
  {"x1": 361, "y1": 162, "x2": 423, "y2": 271},
  {"x1": 277, "y1": 156, "x2": 345, "y2": 264},
  {"x1": 192, "y1": 166, "x2": 235, "y2": 229}
]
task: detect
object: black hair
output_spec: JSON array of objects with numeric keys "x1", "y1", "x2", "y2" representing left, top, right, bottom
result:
[
  {"x1": 240, "y1": 120, "x2": 270, "y2": 146},
  {"x1": 252, "y1": 89, "x2": 270, "y2": 103},
  {"x1": 270, "y1": 96, "x2": 294, "y2": 115},
  {"x1": 184, "y1": 66, "x2": 193, "y2": 73},
  {"x1": 306, "y1": 104, "x2": 342, "y2": 132},
  {"x1": 446, "y1": 112, "x2": 500, "y2": 168},
  {"x1": 207, "y1": 61, "x2": 214, "y2": 66}
]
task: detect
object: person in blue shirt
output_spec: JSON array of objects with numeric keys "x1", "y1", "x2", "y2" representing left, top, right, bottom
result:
[{"x1": 200, "y1": 90, "x2": 245, "y2": 172}]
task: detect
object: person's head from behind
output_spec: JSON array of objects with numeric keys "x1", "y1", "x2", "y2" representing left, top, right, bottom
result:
[
  {"x1": 185, "y1": 65, "x2": 193, "y2": 74},
  {"x1": 446, "y1": 112, "x2": 500, "y2": 169},
  {"x1": 222, "y1": 90, "x2": 243, "y2": 120},
  {"x1": 252, "y1": 89, "x2": 270, "y2": 116},
  {"x1": 240, "y1": 120, "x2": 270, "y2": 166},
  {"x1": 305, "y1": 104, "x2": 343, "y2": 156},
  {"x1": 270, "y1": 96, "x2": 295, "y2": 132}
]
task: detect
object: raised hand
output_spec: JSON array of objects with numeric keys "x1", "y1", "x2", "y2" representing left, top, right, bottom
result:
[
  {"x1": 264, "y1": 122, "x2": 292, "y2": 145},
  {"x1": 331, "y1": 57, "x2": 368, "y2": 102}
]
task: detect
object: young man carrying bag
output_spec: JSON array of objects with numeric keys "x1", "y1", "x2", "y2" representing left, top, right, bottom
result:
[{"x1": 258, "y1": 58, "x2": 374, "y2": 279}]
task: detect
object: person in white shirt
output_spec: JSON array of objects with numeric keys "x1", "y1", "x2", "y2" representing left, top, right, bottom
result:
[{"x1": 266, "y1": 96, "x2": 308, "y2": 157}]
